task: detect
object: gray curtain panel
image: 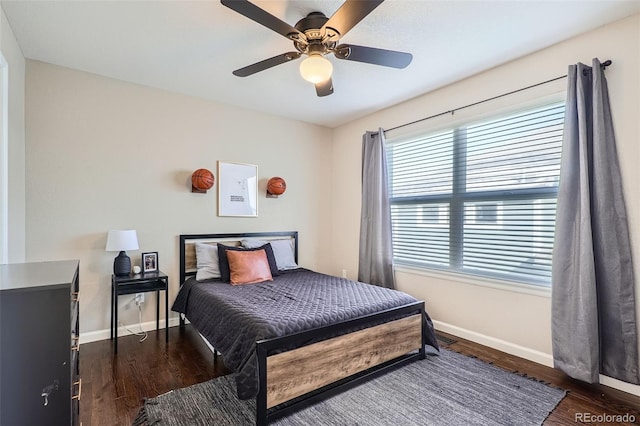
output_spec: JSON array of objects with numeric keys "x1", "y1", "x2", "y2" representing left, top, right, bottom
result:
[
  {"x1": 552, "y1": 58, "x2": 639, "y2": 384},
  {"x1": 358, "y1": 129, "x2": 395, "y2": 289}
]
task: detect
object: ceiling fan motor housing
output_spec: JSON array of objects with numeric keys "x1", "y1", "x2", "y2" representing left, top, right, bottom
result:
[
  {"x1": 294, "y1": 12, "x2": 329, "y2": 37},
  {"x1": 292, "y1": 12, "x2": 339, "y2": 55}
]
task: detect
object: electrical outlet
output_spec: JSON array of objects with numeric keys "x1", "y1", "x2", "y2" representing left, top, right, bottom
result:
[
  {"x1": 341, "y1": 269, "x2": 347, "y2": 278},
  {"x1": 134, "y1": 293, "x2": 144, "y2": 305}
]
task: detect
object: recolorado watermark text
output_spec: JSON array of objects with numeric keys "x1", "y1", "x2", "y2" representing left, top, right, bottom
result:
[{"x1": 575, "y1": 412, "x2": 636, "y2": 423}]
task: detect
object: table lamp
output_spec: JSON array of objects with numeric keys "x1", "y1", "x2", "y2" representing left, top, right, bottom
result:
[{"x1": 106, "y1": 230, "x2": 139, "y2": 276}]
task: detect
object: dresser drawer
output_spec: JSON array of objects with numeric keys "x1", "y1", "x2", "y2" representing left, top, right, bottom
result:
[
  {"x1": 72, "y1": 398, "x2": 80, "y2": 426},
  {"x1": 71, "y1": 291, "x2": 79, "y2": 325},
  {"x1": 72, "y1": 343, "x2": 80, "y2": 373},
  {"x1": 71, "y1": 294, "x2": 79, "y2": 349}
]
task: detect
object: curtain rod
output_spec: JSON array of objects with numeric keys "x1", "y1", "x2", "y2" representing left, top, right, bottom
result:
[{"x1": 382, "y1": 59, "x2": 612, "y2": 135}]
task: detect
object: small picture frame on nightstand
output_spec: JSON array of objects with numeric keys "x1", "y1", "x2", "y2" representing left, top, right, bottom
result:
[{"x1": 142, "y1": 252, "x2": 158, "y2": 273}]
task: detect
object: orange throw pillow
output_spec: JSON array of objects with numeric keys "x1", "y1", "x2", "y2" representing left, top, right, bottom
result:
[{"x1": 226, "y1": 249, "x2": 274, "y2": 285}]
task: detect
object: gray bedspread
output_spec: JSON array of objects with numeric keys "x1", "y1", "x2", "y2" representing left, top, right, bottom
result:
[{"x1": 172, "y1": 268, "x2": 439, "y2": 400}]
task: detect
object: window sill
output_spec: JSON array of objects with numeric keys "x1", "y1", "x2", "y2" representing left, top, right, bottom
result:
[{"x1": 393, "y1": 264, "x2": 551, "y2": 298}]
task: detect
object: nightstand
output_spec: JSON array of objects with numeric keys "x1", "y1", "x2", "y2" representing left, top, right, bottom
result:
[{"x1": 111, "y1": 271, "x2": 169, "y2": 353}]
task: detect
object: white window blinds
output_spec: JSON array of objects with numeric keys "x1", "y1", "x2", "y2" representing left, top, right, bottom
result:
[{"x1": 387, "y1": 102, "x2": 564, "y2": 285}]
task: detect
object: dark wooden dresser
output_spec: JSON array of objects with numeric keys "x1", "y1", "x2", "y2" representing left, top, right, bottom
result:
[{"x1": 0, "y1": 260, "x2": 80, "y2": 425}]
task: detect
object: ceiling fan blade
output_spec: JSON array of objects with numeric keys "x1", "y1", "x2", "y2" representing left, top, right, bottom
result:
[
  {"x1": 334, "y1": 44, "x2": 412, "y2": 68},
  {"x1": 221, "y1": 0, "x2": 305, "y2": 42},
  {"x1": 315, "y1": 78, "x2": 334, "y2": 97},
  {"x1": 232, "y1": 52, "x2": 301, "y2": 77},
  {"x1": 322, "y1": 0, "x2": 384, "y2": 39}
]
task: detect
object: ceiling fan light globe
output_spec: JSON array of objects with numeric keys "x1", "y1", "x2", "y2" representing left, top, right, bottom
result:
[{"x1": 299, "y1": 56, "x2": 333, "y2": 84}]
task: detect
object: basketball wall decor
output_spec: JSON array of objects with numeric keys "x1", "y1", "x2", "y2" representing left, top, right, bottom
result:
[
  {"x1": 267, "y1": 177, "x2": 286, "y2": 197},
  {"x1": 191, "y1": 168, "x2": 214, "y2": 193}
]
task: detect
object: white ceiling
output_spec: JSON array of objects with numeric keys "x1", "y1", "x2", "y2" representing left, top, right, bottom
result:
[{"x1": 2, "y1": 0, "x2": 639, "y2": 128}]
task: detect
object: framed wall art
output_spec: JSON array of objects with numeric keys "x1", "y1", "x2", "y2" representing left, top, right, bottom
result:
[
  {"x1": 142, "y1": 252, "x2": 158, "y2": 273},
  {"x1": 218, "y1": 161, "x2": 258, "y2": 217}
]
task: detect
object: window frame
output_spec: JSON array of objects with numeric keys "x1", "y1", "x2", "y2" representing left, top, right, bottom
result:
[{"x1": 386, "y1": 99, "x2": 565, "y2": 289}]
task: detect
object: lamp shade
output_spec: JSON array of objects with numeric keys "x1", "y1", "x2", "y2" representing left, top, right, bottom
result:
[
  {"x1": 299, "y1": 55, "x2": 333, "y2": 84},
  {"x1": 106, "y1": 230, "x2": 139, "y2": 252},
  {"x1": 106, "y1": 230, "x2": 139, "y2": 276}
]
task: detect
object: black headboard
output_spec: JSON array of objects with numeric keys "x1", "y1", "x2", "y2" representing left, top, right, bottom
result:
[{"x1": 179, "y1": 231, "x2": 298, "y2": 285}]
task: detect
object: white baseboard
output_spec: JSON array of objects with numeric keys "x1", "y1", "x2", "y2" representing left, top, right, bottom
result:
[
  {"x1": 599, "y1": 375, "x2": 640, "y2": 397},
  {"x1": 433, "y1": 320, "x2": 554, "y2": 367},
  {"x1": 79, "y1": 316, "x2": 183, "y2": 344},
  {"x1": 434, "y1": 319, "x2": 640, "y2": 397}
]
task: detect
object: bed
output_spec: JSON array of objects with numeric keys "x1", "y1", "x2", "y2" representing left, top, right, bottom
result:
[{"x1": 172, "y1": 231, "x2": 439, "y2": 425}]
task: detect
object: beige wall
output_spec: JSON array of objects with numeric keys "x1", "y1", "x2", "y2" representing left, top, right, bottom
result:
[
  {"x1": 25, "y1": 60, "x2": 333, "y2": 338},
  {"x1": 331, "y1": 13, "x2": 640, "y2": 367},
  {"x1": 0, "y1": 7, "x2": 25, "y2": 263}
]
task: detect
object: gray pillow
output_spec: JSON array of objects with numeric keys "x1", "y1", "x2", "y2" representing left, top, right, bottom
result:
[
  {"x1": 241, "y1": 238, "x2": 298, "y2": 270},
  {"x1": 195, "y1": 242, "x2": 220, "y2": 280}
]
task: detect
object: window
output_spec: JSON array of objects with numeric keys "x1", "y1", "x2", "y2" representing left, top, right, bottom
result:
[
  {"x1": 470, "y1": 202, "x2": 500, "y2": 225},
  {"x1": 419, "y1": 204, "x2": 447, "y2": 226},
  {"x1": 386, "y1": 102, "x2": 564, "y2": 286}
]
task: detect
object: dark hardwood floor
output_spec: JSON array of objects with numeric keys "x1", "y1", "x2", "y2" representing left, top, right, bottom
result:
[
  {"x1": 80, "y1": 326, "x2": 640, "y2": 425},
  {"x1": 80, "y1": 326, "x2": 229, "y2": 426}
]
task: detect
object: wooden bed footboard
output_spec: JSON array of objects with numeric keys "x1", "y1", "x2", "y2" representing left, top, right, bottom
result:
[{"x1": 255, "y1": 302, "x2": 426, "y2": 426}]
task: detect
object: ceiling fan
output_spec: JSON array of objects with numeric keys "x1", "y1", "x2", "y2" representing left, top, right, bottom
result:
[{"x1": 221, "y1": 0, "x2": 413, "y2": 97}]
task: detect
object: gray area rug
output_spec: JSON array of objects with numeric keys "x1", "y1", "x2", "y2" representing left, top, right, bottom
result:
[{"x1": 134, "y1": 349, "x2": 565, "y2": 425}]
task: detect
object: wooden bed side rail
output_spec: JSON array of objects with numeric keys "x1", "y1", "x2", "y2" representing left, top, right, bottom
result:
[{"x1": 255, "y1": 301, "x2": 426, "y2": 425}]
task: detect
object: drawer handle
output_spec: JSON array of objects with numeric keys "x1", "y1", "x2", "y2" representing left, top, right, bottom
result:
[
  {"x1": 71, "y1": 292, "x2": 79, "y2": 302},
  {"x1": 72, "y1": 378, "x2": 82, "y2": 401},
  {"x1": 41, "y1": 379, "x2": 59, "y2": 406}
]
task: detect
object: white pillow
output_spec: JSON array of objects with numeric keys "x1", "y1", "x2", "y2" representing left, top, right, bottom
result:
[
  {"x1": 195, "y1": 242, "x2": 220, "y2": 280},
  {"x1": 241, "y1": 238, "x2": 298, "y2": 270}
]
